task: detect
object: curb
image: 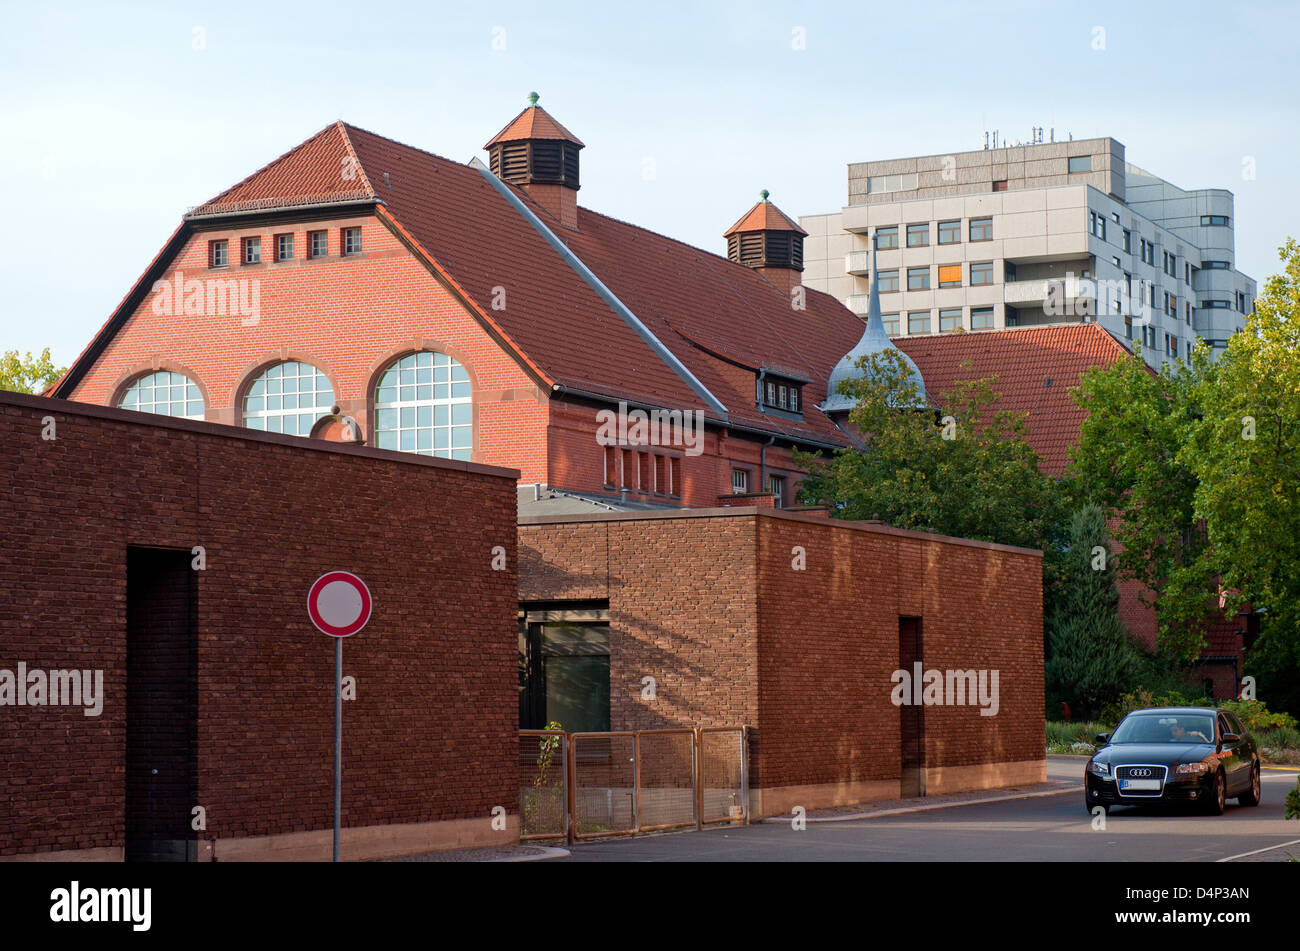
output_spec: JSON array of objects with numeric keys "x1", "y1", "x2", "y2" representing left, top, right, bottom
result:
[
  {"x1": 494, "y1": 845, "x2": 570, "y2": 862},
  {"x1": 762, "y1": 784, "x2": 1077, "y2": 823}
]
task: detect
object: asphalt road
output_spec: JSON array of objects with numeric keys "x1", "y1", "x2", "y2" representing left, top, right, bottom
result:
[{"x1": 555, "y1": 760, "x2": 1300, "y2": 862}]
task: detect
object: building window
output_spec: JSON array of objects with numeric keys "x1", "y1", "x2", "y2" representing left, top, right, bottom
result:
[
  {"x1": 1165, "y1": 292, "x2": 1176, "y2": 317},
  {"x1": 970, "y1": 306, "x2": 994, "y2": 330},
  {"x1": 937, "y1": 220, "x2": 961, "y2": 245},
  {"x1": 1122, "y1": 229, "x2": 1131, "y2": 253},
  {"x1": 939, "y1": 308, "x2": 962, "y2": 332},
  {"x1": 342, "y1": 227, "x2": 362, "y2": 256},
  {"x1": 603, "y1": 446, "x2": 617, "y2": 488},
  {"x1": 242, "y1": 236, "x2": 261, "y2": 265},
  {"x1": 242, "y1": 361, "x2": 334, "y2": 436},
  {"x1": 1202, "y1": 299, "x2": 1231, "y2": 309},
  {"x1": 669, "y1": 457, "x2": 681, "y2": 496},
  {"x1": 1186, "y1": 301, "x2": 1192, "y2": 324},
  {"x1": 1236, "y1": 291, "x2": 1247, "y2": 313},
  {"x1": 877, "y1": 268, "x2": 900, "y2": 293},
  {"x1": 1111, "y1": 256, "x2": 1121, "y2": 268},
  {"x1": 1200, "y1": 215, "x2": 1229, "y2": 227},
  {"x1": 992, "y1": 180, "x2": 1008, "y2": 192},
  {"x1": 1068, "y1": 155, "x2": 1092, "y2": 173},
  {"x1": 276, "y1": 233, "x2": 294, "y2": 262},
  {"x1": 908, "y1": 310, "x2": 930, "y2": 334},
  {"x1": 1202, "y1": 260, "x2": 1230, "y2": 269},
  {"x1": 867, "y1": 173, "x2": 918, "y2": 194},
  {"x1": 907, "y1": 266, "x2": 930, "y2": 291},
  {"x1": 1089, "y1": 211, "x2": 1106, "y2": 240},
  {"x1": 875, "y1": 226, "x2": 899, "y2": 250},
  {"x1": 768, "y1": 474, "x2": 785, "y2": 508},
  {"x1": 969, "y1": 217, "x2": 993, "y2": 241},
  {"x1": 119, "y1": 370, "x2": 205, "y2": 420},
  {"x1": 209, "y1": 239, "x2": 228, "y2": 268},
  {"x1": 970, "y1": 262, "x2": 994, "y2": 286},
  {"x1": 906, "y1": 223, "x2": 929, "y2": 248},
  {"x1": 882, "y1": 313, "x2": 900, "y2": 335},
  {"x1": 1124, "y1": 316, "x2": 1133, "y2": 340},
  {"x1": 1185, "y1": 262, "x2": 1191, "y2": 283},
  {"x1": 731, "y1": 469, "x2": 749, "y2": 494},
  {"x1": 937, "y1": 264, "x2": 962, "y2": 288},
  {"x1": 1140, "y1": 239, "x2": 1154, "y2": 266},
  {"x1": 309, "y1": 230, "x2": 328, "y2": 259},
  {"x1": 761, "y1": 378, "x2": 802, "y2": 413},
  {"x1": 374, "y1": 351, "x2": 473, "y2": 460}
]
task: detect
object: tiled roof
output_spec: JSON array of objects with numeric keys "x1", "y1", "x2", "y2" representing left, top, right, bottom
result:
[
  {"x1": 59, "y1": 118, "x2": 1137, "y2": 460},
  {"x1": 895, "y1": 324, "x2": 1134, "y2": 474},
  {"x1": 723, "y1": 195, "x2": 808, "y2": 237},
  {"x1": 484, "y1": 103, "x2": 585, "y2": 148}
]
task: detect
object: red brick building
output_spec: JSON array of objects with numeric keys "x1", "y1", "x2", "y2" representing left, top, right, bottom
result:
[
  {"x1": 520, "y1": 508, "x2": 1046, "y2": 815},
  {"x1": 0, "y1": 390, "x2": 518, "y2": 861}
]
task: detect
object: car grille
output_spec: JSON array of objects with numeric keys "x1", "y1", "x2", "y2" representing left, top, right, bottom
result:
[{"x1": 1114, "y1": 764, "x2": 1168, "y2": 797}]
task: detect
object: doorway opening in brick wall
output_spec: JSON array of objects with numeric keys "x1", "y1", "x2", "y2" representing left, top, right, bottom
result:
[
  {"x1": 898, "y1": 616, "x2": 926, "y2": 798},
  {"x1": 125, "y1": 547, "x2": 199, "y2": 862},
  {"x1": 518, "y1": 602, "x2": 610, "y2": 733}
]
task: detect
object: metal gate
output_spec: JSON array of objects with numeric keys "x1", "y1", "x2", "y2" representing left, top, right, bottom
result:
[{"x1": 519, "y1": 727, "x2": 748, "y2": 842}]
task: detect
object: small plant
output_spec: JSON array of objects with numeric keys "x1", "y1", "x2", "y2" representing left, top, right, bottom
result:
[
  {"x1": 1216, "y1": 698, "x2": 1297, "y2": 733},
  {"x1": 1285, "y1": 778, "x2": 1299, "y2": 821},
  {"x1": 522, "y1": 720, "x2": 565, "y2": 837}
]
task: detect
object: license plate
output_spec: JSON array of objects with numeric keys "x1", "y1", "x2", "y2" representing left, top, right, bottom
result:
[{"x1": 1120, "y1": 778, "x2": 1161, "y2": 790}]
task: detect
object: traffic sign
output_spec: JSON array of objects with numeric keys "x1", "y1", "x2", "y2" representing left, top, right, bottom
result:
[{"x1": 308, "y1": 571, "x2": 372, "y2": 638}]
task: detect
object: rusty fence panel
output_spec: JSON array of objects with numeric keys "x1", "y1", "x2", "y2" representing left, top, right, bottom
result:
[
  {"x1": 521, "y1": 726, "x2": 747, "y2": 841},
  {"x1": 634, "y1": 729, "x2": 698, "y2": 832},
  {"x1": 519, "y1": 730, "x2": 568, "y2": 840},
  {"x1": 570, "y1": 732, "x2": 639, "y2": 839},
  {"x1": 698, "y1": 727, "x2": 749, "y2": 825}
]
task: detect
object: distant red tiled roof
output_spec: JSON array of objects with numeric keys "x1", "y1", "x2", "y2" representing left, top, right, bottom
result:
[
  {"x1": 895, "y1": 324, "x2": 1134, "y2": 474},
  {"x1": 723, "y1": 194, "x2": 807, "y2": 237},
  {"x1": 484, "y1": 101, "x2": 585, "y2": 149},
  {"x1": 191, "y1": 122, "x2": 376, "y2": 216}
]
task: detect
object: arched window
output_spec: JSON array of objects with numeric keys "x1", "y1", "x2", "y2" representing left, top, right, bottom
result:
[
  {"x1": 373, "y1": 351, "x2": 471, "y2": 459},
  {"x1": 119, "y1": 371, "x2": 205, "y2": 420},
  {"x1": 242, "y1": 361, "x2": 334, "y2": 435}
]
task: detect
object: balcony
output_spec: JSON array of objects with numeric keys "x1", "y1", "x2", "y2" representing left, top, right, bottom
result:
[
  {"x1": 845, "y1": 250, "x2": 871, "y2": 275},
  {"x1": 1003, "y1": 276, "x2": 1096, "y2": 306}
]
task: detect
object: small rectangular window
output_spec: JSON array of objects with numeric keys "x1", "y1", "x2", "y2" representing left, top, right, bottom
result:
[
  {"x1": 939, "y1": 308, "x2": 962, "y2": 332},
  {"x1": 937, "y1": 264, "x2": 962, "y2": 288},
  {"x1": 669, "y1": 457, "x2": 681, "y2": 496},
  {"x1": 906, "y1": 223, "x2": 929, "y2": 248},
  {"x1": 970, "y1": 306, "x2": 994, "y2": 330},
  {"x1": 276, "y1": 233, "x2": 294, "y2": 261},
  {"x1": 992, "y1": 180, "x2": 1008, "y2": 192},
  {"x1": 1123, "y1": 229, "x2": 1131, "y2": 253},
  {"x1": 970, "y1": 262, "x2": 994, "y2": 286},
  {"x1": 309, "y1": 230, "x2": 328, "y2": 258},
  {"x1": 654, "y1": 455, "x2": 666, "y2": 494},
  {"x1": 937, "y1": 220, "x2": 961, "y2": 245},
  {"x1": 343, "y1": 226, "x2": 362, "y2": 256},
  {"x1": 1068, "y1": 155, "x2": 1092, "y2": 173},
  {"x1": 209, "y1": 239, "x2": 228, "y2": 268},
  {"x1": 908, "y1": 310, "x2": 930, "y2": 335},
  {"x1": 882, "y1": 313, "x2": 900, "y2": 335},
  {"x1": 877, "y1": 269, "x2": 900, "y2": 293},
  {"x1": 731, "y1": 469, "x2": 748, "y2": 494},
  {"x1": 907, "y1": 266, "x2": 930, "y2": 291},
  {"x1": 243, "y1": 236, "x2": 261, "y2": 265},
  {"x1": 603, "y1": 446, "x2": 616, "y2": 488},
  {"x1": 768, "y1": 474, "x2": 785, "y2": 508},
  {"x1": 969, "y1": 217, "x2": 993, "y2": 241},
  {"x1": 875, "y1": 226, "x2": 899, "y2": 250},
  {"x1": 1111, "y1": 256, "x2": 1121, "y2": 268},
  {"x1": 1200, "y1": 215, "x2": 1229, "y2": 227}
]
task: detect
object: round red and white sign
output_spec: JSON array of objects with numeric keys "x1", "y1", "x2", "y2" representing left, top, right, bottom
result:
[{"x1": 308, "y1": 571, "x2": 372, "y2": 638}]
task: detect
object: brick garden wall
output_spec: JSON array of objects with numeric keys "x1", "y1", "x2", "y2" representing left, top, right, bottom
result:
[{"x1": 0, "y1": 391, "x2": 519, "y2": 860}]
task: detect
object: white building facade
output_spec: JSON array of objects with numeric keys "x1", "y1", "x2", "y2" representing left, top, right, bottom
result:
[{"x1": 800, "y1": 137, "x2": 1254, "y2": 369}]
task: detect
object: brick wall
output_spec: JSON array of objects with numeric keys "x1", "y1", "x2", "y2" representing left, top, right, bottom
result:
[
  {"x1": 519, "y1": 509, "x2": 1045, "y2": 815},
  {"x1": 0, "y1": 391, "x2": 519, "y2": 860}
]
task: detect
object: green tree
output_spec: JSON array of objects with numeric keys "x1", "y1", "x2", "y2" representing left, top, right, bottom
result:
[
  {"x1": 1045, "y1": 505, "x2": 1142, "y2": 719},
  {"x1": 0, "y1": 348, "x2": 65, "y2": 395},
  {"x1": 798, "y1": 349, "x2": 1065, "y2": 553}
]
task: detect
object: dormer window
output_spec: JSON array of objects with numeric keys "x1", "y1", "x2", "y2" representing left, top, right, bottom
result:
[{"x1": 759, "y1": 375, "x2": 802, "y2": 415}]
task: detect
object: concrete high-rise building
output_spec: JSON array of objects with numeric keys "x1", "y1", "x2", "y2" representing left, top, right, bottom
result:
[{"x1": 800, "y1": 137, "x2": 1255, "y2": 369}]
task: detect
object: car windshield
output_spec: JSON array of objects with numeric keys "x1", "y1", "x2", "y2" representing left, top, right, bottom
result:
[{"x1": 1110, "y1": 714, "x2": 1215, "y2": 745}]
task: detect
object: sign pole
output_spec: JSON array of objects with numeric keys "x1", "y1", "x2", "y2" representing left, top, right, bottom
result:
[{"x1": 334, "y1": 636, "x2": 342, "y2": 863}]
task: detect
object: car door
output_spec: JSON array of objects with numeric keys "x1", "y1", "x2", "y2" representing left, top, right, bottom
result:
[
  {"x1": 1216, "y1": 713, "x2": 1245, "y2": 793},
  {"x1": 1224, "y1": 710, "x2": 1255, "y2": 783}
]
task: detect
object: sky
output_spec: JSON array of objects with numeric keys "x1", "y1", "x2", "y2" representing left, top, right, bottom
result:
[{"x1": 3, "y1": 0, "x2": 1297, "y2": 368}]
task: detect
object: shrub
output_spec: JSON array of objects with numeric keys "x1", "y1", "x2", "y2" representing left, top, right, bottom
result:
[
  {"x1": 1216, "y1": 698, "x2": 1298, "y2": 733},
  {"x1": 1286, "y1": 779, "x2": 1299, "y2": 821},
  {"x1": 1100, "y1": 688, "x2": 1197, "y2": 726}
]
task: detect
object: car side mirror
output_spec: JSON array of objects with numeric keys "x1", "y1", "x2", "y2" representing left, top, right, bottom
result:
[
  {"x1": 1221, "y1": 732, "x2": 1240, "y2": 745},
  {"x1": 1095, "y1": 733, "x2": 1109, "y2": 745}
]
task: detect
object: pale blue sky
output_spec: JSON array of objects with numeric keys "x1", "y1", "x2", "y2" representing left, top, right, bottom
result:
[{"x1": 4, "y1": 0, "x2": 1296, "y2": 368}]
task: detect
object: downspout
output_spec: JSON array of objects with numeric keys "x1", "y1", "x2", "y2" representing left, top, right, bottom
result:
[{"x1": 760, "y1": 434, "x2": 776, "y2": 496}]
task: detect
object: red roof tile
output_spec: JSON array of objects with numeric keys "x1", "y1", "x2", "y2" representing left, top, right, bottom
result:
[
  {"x1": 723, "y1": 195, "x2": 808, "y2": 237},
  {"x1": 895, "y1": 325, "x2": 1134, "y2": 474},
  {"x1": 484, "y1": 101, "x2": 585, "y2": 149}
]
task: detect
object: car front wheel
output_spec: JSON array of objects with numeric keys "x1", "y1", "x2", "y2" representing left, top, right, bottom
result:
[
  {"x1": 1238, "y1": 763, "x2": 1262, "y2": 807},
  {"x1": 1206, "y1": 770, "x2": 1227, "y2": 815}
]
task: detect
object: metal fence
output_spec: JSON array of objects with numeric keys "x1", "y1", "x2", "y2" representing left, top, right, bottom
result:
[{"x1": 519, "y1": 727, "x2": 748, "y2": 842}]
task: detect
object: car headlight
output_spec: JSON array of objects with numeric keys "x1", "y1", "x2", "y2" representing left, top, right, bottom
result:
[
  {"x1": 1175, "y1": 762, "x2": 1209, "y2": 776},
  {"x1": 1088, "y1": 761, "x2": 1110, "y2": 778}
]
